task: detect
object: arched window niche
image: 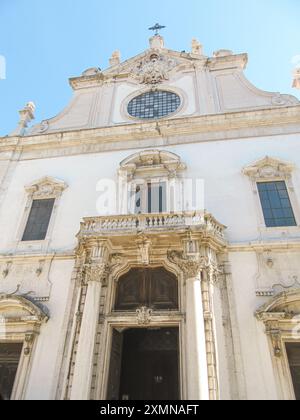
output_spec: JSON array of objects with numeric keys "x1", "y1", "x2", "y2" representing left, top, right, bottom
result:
[
  {"x1": 115, "y1": 267, "x2": 179, "y2": 311},
  {"x1": 0, "y1": 294, "x2": 48, "y2": 400},
  {"x1": 256, "y1": 289, "x2": 300, "y2": 400},
  {"x1": 118, "y1": 150, "x2": 186, "y2": 215}
]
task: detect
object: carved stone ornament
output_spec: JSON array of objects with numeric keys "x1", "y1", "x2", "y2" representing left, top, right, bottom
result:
[
  {"x1": 267, "y1": 327, "x2": 283, "y2": 358},
  {"x1": 24, "y1": 333, "x2": 35, "y2": 356},
  {"x1": 25, "y1": 176, "x2": 68, "y2": 199},
  {"x1": 136, "y1": 235, "x2": 152, "y2": 266},
  {"x1": 2, "y1": 261, "x2": 12, "y2": 279},
  {"x1": 83, "y1": 263, "x2": 110, "y2": 285},
  {"x1": 0, "y1": 294, "x2": 49, "y2": 324},
  {"x1": 136, "y1": 306, "x2": 153, "y2": 326},
  {"x1": 167, "y1": 250, "x2": 205, "y2": 278},
  {"x1": 168, "y1": 250, "x2": 221, "y2": 281},
  {"x1": 119, "y1": 149, "x2": 186, "y2": 181},
  {"x1": 243, "y1": 156, "x2": 294, "y2": 180},
  {"x1": 38, "y1": 120, "x2": 49, "y2": 134},
  {"x1": 256, "y1": 290, "x2": 300, "y2": 357},
  {"x1": 109, "y1": 253, "x2": 124, "y2": 273},
  {"x1": 131, "y1": 53, "x2": 178, "y2": 85}
]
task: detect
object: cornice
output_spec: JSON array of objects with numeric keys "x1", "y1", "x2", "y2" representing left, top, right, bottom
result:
[
  {"x1": 0, "y1": 239, "x2": 300, "y2": 260},
  {"x1": 1, "y1": 106, "x2": 300, "y2": 160},
  {"x1": 0, "y1": 252, "x2": 75, "y2": 262},
  {"x1": 228, "y1": 239, "x2": 300, "y2": 252}
]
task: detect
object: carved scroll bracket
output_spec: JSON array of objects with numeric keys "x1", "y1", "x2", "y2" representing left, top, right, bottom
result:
[
  {"x1": 24, "y1": 333, "x2": 36, "y2": 356},
  {"x1": 266, "y1": 326, "x2": 283, "y2": 358}
]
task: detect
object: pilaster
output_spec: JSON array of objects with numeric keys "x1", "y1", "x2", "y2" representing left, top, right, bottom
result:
[{"x1": 70, "y1": 240, "x2": 110, "y2": 400}]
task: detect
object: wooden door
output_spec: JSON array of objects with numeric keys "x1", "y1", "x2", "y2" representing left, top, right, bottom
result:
[
  {"x1": 115, "y1": 268, "x2": 178, "y2": 311},
  {"x1": 119, "y1": 328, "x2": 179, "y2": 401},
  {"x1": 107, "y1": 330, "x2": 124, "y2": 401}
]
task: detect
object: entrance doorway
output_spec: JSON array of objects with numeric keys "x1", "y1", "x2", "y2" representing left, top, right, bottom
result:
[{"x1": 107, "y1": 328, "x2": 180, "y2": 401}]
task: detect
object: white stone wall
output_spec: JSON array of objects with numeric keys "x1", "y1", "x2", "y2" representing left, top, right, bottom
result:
[
  {"x1": 24, "y1": 259, "x2": 75, "y2": 400},
  {"x1": 0, "y1": 132, "x2": 299, "y2": 399},
  {"x1": 1, "y1": 134, "x2": 300, "y2": 251}
]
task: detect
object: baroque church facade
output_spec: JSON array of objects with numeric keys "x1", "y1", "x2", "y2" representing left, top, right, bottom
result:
[{"x1": 0, "y1": 33, "x2": 300, "y2": 400}]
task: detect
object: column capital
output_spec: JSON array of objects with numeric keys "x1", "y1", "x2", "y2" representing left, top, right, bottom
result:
[
  {"x1": 168, "y1": 250, "x2": 221, "y2": 281},
  {"x1": 167, "y1": 250, "x2": 205, "y2": 278},
  {"x1": 83, "y1": 263, "x2": 110, "y2": 285}
]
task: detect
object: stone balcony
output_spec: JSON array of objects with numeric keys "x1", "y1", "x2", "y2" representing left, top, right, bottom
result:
[{"x1": 77, "y1": 211, "x2": 227, "y2": 249}]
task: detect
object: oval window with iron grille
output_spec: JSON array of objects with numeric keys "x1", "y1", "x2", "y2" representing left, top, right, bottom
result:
[{"x1": 127, "y1": 90, "x2": 181, "y2": 120}]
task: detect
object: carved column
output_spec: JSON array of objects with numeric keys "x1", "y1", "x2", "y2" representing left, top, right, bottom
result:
[
  {"x1": 168, "y1": 245, "x2": 209, "y2": 400},
  {"x1": 70, "y1": 240, "x2": 109, "y2": 401},
  {"x1": 168, "y1": 240, "x2": 220, "y2": 400},
  {"x1": 185, "y1": 267, "x2": 210, "y2": 400},
  {"x1": 200, "y1": 253, "x2": 220, "y2": 401}
]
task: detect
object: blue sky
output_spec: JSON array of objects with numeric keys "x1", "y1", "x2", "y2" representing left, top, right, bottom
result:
[{"x1": 0, "y1": 0, "x2": 299, "y2": 136}]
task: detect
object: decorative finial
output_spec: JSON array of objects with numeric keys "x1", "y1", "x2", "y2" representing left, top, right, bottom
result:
[
  {"x1": 191, "y1": 39, "x2": 203, "y2": 56},
  {"x1": 10, "y1": 102, "x2": 36, "y2": 136},
  {"x1": 149, "y1": 23, "x2": 166, "y2": 36},
  {"x1": 109, "y1": 50, "x2": 121, "y2": 67},
  {"x1": 293, "y1": 68, "x2": 300, "y2": 89}
]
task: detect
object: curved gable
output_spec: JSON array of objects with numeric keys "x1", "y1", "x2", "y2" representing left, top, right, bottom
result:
[
  {"x1": 23, "y1": 37, "x2": 299, "y2": 137},
  {"x1": 256, "y1": 290, "x2": 300, "y2": 321},
  {"x1": 0, "y1": 294, "x2": 48, "y2": 323}
]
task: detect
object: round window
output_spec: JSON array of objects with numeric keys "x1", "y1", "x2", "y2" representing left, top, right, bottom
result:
[{"x1": 127, "y1": 90, "x2": 181, "y2": 120}]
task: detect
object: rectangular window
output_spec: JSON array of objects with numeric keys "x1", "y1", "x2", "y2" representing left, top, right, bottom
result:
[
  {"x1": 286, "y1": 343, "x2": 300, "y2": 400},
  {"x1": 147, "y1": 182, "x2": 166, "y2": 214},
  {"x1": 257, "y1": 181, "x2": 297, "y2": 228},
  {"x1": 0, "y1": 343, "x2": 23, "y2": 400},
  {"x1": 22, "y1": 198, "x2": 55, "y2": 241},
  {"x1": 135, "y1": 185, "x2": 142, "y2": 214}
]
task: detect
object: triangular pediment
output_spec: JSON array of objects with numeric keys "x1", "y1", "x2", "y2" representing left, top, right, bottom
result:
[
  {"x1": 25, "y1": 176, "x2": 68, "y2": 197},
  {"x1": 243, "y1": 156, "x2": 294, "y2": 179}
]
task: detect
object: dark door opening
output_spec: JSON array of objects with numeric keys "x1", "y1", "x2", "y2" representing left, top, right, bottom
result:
[
  {"x1": 0, "y1": 343, "x2": 23, "y2": 400},
  {"x1": 107, "y1": 328, "x2": 180, "y2": 401},
  {"x1": 286, "y1": 342, "x2": 300, "y2": 400}
]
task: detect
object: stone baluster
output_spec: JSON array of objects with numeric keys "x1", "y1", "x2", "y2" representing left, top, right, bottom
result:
[{"x1": 70, "y1": 240, "x2": 110, "y2": 400}]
